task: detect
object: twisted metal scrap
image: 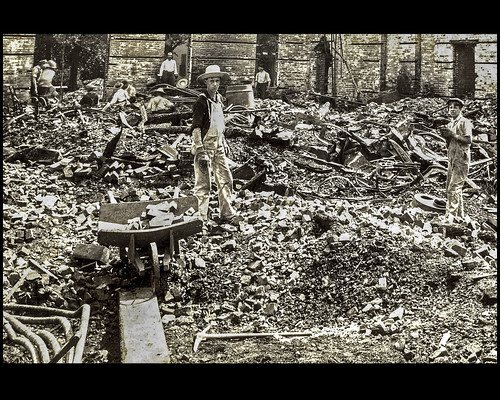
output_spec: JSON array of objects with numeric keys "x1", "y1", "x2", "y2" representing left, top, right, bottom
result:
[{"x1": 3, "y1": 303, "x2": 90, "y2": 363}]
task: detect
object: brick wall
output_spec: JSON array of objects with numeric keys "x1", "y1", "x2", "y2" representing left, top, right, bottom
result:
[
  {"x1": 333, "y1": 33, "x2": 497, "y2": 100},
  {"x1": 277, "y1": 34, "x2": 320, "y2": 91},
  {"x1": 3, "y1": 33, "x2": 497, "y2": 106},
  {"x1": 3, "y1": 34, "x2": 36, "y2": 102},
  {"x1": 190, "y1": 34, "x2": 257, "y2": 88},
  {"x1": 106, "y1": 34, "x2": 166, "y2": 99}
]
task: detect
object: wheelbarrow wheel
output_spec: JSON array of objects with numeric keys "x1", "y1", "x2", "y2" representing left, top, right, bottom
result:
[{"x1": 412, "y1": 193, "x2": 446, "y2": 213}]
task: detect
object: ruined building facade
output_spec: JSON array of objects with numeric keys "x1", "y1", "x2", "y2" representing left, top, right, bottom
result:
[{"x1": 3, "y1": 33, "x2": 497, "y2": 103}]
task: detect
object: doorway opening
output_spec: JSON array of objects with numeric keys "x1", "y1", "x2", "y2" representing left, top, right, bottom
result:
[{"x1": 256, "y1": 34, "x2": 278, "y2": 86}]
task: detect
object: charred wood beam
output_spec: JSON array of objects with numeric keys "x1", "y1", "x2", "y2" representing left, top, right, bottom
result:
[
  {"x1": 145, "y1": 111, "x2": 193, "y2": 125},
  {"x1": 144, "y1": 125, "x2": 192, "y2": 134}
]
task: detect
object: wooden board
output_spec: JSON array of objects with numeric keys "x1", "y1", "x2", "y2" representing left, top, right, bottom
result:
[{"x1": 119, "y1": 287, "x2": 170, "y2": 363}]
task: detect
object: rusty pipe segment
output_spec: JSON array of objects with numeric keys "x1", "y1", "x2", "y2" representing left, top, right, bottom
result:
[
  {"x1": 13, "y1": 315, "x2": 74, "y2": 363},
  {"x1": 3, "y1": 303, "x2": 91, "y2": 363},
  {"x1": 3, "y1": 312, "x2": 51, "y2": 363},
  {"x1": 3, "y1": 316, "x2": 40, "y2": 363}
]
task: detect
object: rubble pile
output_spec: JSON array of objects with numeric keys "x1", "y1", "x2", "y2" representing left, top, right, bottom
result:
[{"x1": 3, "y1": 90, "x2": 497, "y2": 364}]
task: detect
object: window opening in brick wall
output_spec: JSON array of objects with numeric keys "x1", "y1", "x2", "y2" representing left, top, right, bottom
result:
[
  {"x1": 452, "y1": 41, "x2": 477, "y2": 98},
  {"x1": 314, "y1": 35, "x2": 333, "y2": 95}
]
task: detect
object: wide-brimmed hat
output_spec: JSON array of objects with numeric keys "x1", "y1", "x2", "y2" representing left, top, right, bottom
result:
[
  {"x1": 197, "y1": 65, "x2": 229, "y2": 83},
  {"x1": 447, "y1": 97, "x2": 465, "y2": 108},
  {"x1": 47, "y1": 60, "x2": 57, "y2": 69},
  {"x1": 151, "y1": 87, "x2": 166, "y2": 95}
]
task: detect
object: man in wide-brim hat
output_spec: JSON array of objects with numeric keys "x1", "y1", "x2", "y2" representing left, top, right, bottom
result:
[
  {"x1": 438, "y1": 97, "x2": 472, "y2": 223},
  {"x1": 191, "y1": 65, "x2": 237, "y2": 228},
  {"x1": 145, "y1": 87, "x2": 174, "y2": 112},
  {"x1": 196, "y1": 64, "x2": 230, "y2": 84}
]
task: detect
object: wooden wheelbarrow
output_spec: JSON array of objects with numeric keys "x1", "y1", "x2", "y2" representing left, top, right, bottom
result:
[{"x1": 97, "y1": 195, "x2": 203, "y2": 294}]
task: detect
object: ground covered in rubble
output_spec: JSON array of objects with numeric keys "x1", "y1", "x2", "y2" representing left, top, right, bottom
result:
[{"x1": 3, "y1": 89, "x2": 497, "y2": 364}]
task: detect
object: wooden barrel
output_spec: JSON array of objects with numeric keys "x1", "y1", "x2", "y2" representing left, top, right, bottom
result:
[{"x1": 225, "y1": 84, "x2": 255, "y2": 108}]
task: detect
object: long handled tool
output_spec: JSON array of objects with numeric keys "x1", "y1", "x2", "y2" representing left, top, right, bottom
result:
[{"x1": 193, "y1": 325, "x2": 312, "y2": 352}]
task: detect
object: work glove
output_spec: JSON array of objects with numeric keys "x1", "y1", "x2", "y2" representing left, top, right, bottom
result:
[
  {"x1": 438, "y1": 126, "x2": 453, "y2": 138},
  {"x1": 196, "y1": 149, "x2": 210, "y2": 170},
  {"x1": 191, "y1": 128, "x2": 204, "y2": 155}
]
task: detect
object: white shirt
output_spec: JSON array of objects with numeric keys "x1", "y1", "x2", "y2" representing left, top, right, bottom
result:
[
  {"x1": 109, "y1": 88, "x2": 129, "y2": 105},
  {"x1": 159, "y1": 59, "x2": 178, "y2": 75},
  {"x1": 255, "y1": 70, "x2": 270, "y2": 84}
]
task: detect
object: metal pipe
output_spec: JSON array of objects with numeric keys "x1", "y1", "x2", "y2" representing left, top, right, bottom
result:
[
  {"x1": 3, "y1": 303, "x2": 90, "y2": 363},
  {"x1": 72, "y1": 304, "x2": 91, "y2": 363},
  {"x1": 50, "y1": 333, "x2": 81, "y2": 364},
  {"x1": 3, "y1": 312, "x2": 51, "y2": 363},
  {"x1": 38, "y1": 329, "x2": 63, "y2": 363},
  {"x1": 3, "y1": 317, "x2": 40, "y2": 363},
  {"x1": 13, "y1": 315, "x2": 74, "y2": 363}
]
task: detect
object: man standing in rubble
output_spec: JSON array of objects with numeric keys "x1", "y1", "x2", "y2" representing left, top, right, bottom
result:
[
  {"x1": 439, "y1": 98, "x2": 472, "y2": 223},
  {"x1": 158, "y1": 52, "x2": 178, "y2": 86},
  {"x1": 254, "y1": 65, "x2": 271, "y2": 99},
  {"x1": 190, "y1": 65, "x2": 237, "y2": 226},
  {"x1": 30, "y1": 59, "x2": 47, "y2": 99},
  {"x1": 37, "y1": 60, "x2": 58, "y2": 103}
]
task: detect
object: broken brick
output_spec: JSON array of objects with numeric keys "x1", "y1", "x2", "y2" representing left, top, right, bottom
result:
[{"x1": 73, "y1": 244, "x2": 110, "y2": 264}]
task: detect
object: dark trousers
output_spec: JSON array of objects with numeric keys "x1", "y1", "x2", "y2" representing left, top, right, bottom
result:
[
  {"x1": 161, "y1": 71, "x2": 176, "y2": 86},
  {"x1": 256, "y1": 82, "x2": 268, "y2": 99}
]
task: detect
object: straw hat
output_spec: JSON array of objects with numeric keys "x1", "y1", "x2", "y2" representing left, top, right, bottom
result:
[
  {"x1": 447, "y1": 97, "x2": 465, "y2": 108},
  {"x1": 151, "y1": 87, "x2": 166, "y2": 95},
  {"x1": 47, "y1": 60, "x2": 57, "y2": 69},
  {"x1": 197, "y1": 65, "x2": 229, "y2": 83}
]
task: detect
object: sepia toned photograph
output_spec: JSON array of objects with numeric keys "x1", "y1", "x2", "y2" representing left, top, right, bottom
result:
[{"x1": 3, "y1": 33, "x2": 497, "y2": 364}]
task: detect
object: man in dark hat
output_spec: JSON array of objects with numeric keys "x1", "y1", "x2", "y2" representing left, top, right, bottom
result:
[
  {"x1": 190, "y1": 65, "x2": 237, "y2": 227},
  {"x1": 438, "y1": 98, "x2": 472, "y2": 223}
]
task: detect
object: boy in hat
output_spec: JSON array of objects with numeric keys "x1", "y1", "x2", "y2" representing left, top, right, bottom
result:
[
  {"x1": 438, "y1": 98, "x2": 472, "y2": 223},
  {"x1": 191, "y1": 65, "x2": 237, "y2": 226}
]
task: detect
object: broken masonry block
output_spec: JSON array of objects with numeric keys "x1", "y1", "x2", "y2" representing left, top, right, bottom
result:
[
  {"x1": 263, "y1": 302, "x2": 278, "y2": 316},
  {"x1": 444, "y1": 247, "x2": 460, "y2": 258},
  {"x1": 73, "y1": 243, "x2": 110, "y2": 264},
  {"x1": 451, "y1": 243, "x2": 467, "y2": 257}
]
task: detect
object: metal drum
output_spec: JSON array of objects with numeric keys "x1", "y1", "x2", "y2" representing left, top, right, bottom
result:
[{"x1": 225, "y1": 84, "x2": 255, "y2": 108}]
